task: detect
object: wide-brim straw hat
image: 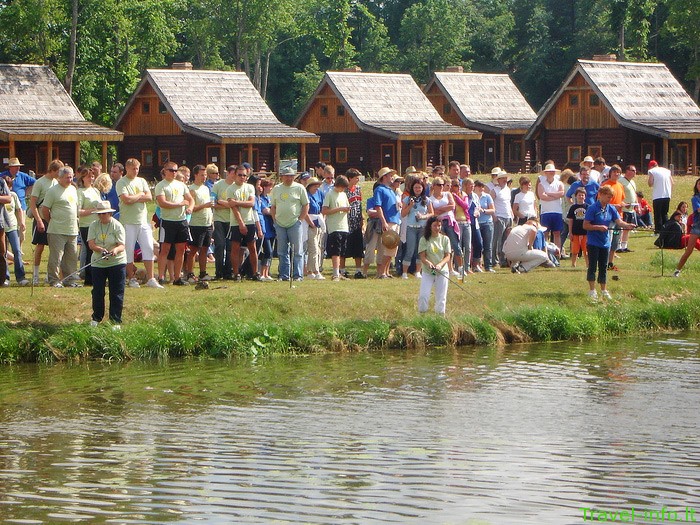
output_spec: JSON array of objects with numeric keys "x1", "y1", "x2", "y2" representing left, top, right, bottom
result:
[
  {"x1": 580, "y1": 156, "x2": 594, "y2": 166},
  {"x1": 490, "y1": 167, "x2": 503, "y2": 176},
  {"x1": 405, "y1": 166, "x2": 418, "y2": 175},
  {"x1": 93, "y1": 201, "x2": 116, "y2": 214},
  {"x1": 540, "y1": 163, "x2": 561, "y2": 175},
  {"x1": 6, "y1": 157, "x2": 23, "y2": 167},
  {"x1": 377, "y1": 167, "x2": 397, "y2": 179},
  {"x1": 305, "y1": 177, "x2": 322, "y2": 188},
  {"x1": 381, "y1": 229, "x2": 401, "y2": 249}
]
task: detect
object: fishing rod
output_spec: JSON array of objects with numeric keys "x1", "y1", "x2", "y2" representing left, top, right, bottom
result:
[{"x1": 56, "y1": 251, "x2": 111, "y2": 287}]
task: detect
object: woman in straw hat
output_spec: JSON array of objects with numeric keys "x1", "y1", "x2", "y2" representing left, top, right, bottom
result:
[{"x1": 87, "y1": 201, "x2": 127, "y2": 328}]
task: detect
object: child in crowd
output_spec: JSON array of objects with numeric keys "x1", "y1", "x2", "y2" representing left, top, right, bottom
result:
[
  {"x1": 636, "y1": 191, "x2": 653, "y2": 228},
  {"x1": 566, "y1": 187, "x2": 588, "y2": 268},
  {"x1": 322, "y1": 175, "x2": 351, "y2": 281},
  {"x1": 675, "y1": 201, "x2": 689, "y2": 232}
]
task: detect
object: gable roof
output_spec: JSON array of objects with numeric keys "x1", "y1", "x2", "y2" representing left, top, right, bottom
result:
[
  {"x1": 295, "y1": 71, "x2": 481, "y2": 140},
  {"x1": 0, "y1": 64, "x2": 122, "y2": 141},
  {"x1": 526, "y1": 59, "x2": 700, "y2": 140},
  {"x1": 425, "y1": 72, "x2": 536, "y2": 134},
  {"x1": 115, "y1": 69, "x2": 318, "y2": 144}
]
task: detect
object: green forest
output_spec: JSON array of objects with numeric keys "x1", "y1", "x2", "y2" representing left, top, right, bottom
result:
[{"x1": 0, "y1": 0, "x2": 698, "y2": 129}]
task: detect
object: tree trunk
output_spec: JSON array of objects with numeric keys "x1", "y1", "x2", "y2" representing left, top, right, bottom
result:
[
  {"x1": 261, "y1": 50, "x2": 271, "y2": 99},
  {"x1": 65, "y1": 0, "x2": 78, "y2": 95}
]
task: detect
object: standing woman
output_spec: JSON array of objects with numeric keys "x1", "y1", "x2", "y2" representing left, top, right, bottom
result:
[
  {"x1": 87, "y1": 201, "x2": 127, "y2": 327},
  {"x1": 401, "y1": 178, "x2": 433, "y2": 279},
  {"x1": 77, "y1": 167, "x2": 102, "y2": 285},
  {"x1": 418, "y1": 216, "x2": 452, "y2": 315},
  {"x1": 674, "y1": 178, "x2": 700, "y2": 277},
  {"x1": 428, "y1": 177, "x2": 462, "y2": 277}
]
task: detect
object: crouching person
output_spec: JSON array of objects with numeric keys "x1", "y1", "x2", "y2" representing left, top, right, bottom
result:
[
  {"x1": 418, "y1": 216, "x2": 452, "y2": 315},
  {"x1": 88, "y1": 201, "x2": 127, "y2": 328},
  {"x1": 503, "y1": 218, "x2": 550, "y2": 273}
]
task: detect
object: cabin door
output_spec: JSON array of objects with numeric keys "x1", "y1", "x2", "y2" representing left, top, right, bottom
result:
[
  {"x1": 670, "y1": 143, "x2": 689, "y2": 174},
  {"x1": 410, "y1": 146, "x2": 423, "y2": 170},
  {"x1": 381, "y1": 144, "x2": 395, "y2": 170},
  {"x1": 484, "y1": 139, "x2": 496, "y2": 170},
  {"x1": 641, "y1": 143, "x2": 655, "y2": 171}
]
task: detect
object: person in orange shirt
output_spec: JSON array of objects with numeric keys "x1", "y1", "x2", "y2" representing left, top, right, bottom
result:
[{"x1": 600, "y1": 165, "x2": 627, "y2": 270}]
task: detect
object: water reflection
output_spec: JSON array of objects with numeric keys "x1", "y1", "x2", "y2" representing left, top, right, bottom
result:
[{"x1": 0, "y1": 336, "x2": 699, "y2": 524}]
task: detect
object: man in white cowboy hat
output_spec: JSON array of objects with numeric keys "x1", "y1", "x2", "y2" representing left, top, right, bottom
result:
[
  {"x1": 372, "y1": 166, "x2": 402, "y2": 278},
  {"x1": 489, "y1": 168, "x2": 513, "y2": 268},
  {"x1": 536, "y1": 163, "x2": 565, "y2": 253},
  {"x1": 1, "y1": 157, "x2": 35, "y2": 211},
  {"x1": 580, "y1": 156, "x2": 600, "y2": 184},
  {"x1": 41, "y1": 166, "x2": 80, "y2": 287},
  {"x1": 271, "y1": 166, "x2": 309, "y2": 281},
  {"x1": 485, "y1": 166, "x2": 503, "y2": 193}
]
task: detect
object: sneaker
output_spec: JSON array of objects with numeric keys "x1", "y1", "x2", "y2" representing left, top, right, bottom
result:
[
  {"x1": 251, "y1": 274, "x2": 262, "y2": 282},
  {"x1": 146, "y1": 277, "x2": 165, "y2": 289},
  {"x1": 278, "y1": 277, "x2": 290, "y2": 282},
  {"x1": 673, "y1": 269, "x2": 681, "y2": 278},
  {"x1": 354, "y1": 271, "x2": 366, "y2": 279},
  {"x1": 173, "y1": 278, "x2": 189, "y2": 286},
  {"x1": 511, "y1": 265, "x2": 520, "y2": 274},
  {"x1": 186, "y1": 272, "x2": 197, "y2": 284},
  {"x1": 90, "y1": 320, "x2": 99, "y2": 327},
  {"x1": 111, "y1": 324, "x2": 121, "y2": 331},
  {"x1": 332, "y1": 275, "x2": 341, "y2": 282},
  {"x1": 451, "y1": 270, "x2": 461, "y2": 278},
  {"x1": 32, "y1": 277, "x2": 39, "y2": 285},
  {"x1": 233, "y1": 274, "x2": 242, "y2": 282},
  {"x1": 261, "y1": 275, "x2": 274, "y2": 282},
  {"x1": 415, "y1": 272, "x2": 422, "y2": 279},
  {"x1": 199, "y1": 273, "x2": 213, "y2": 281},
  {"x1": 487, "y1": 268, "x2": 496, "y2": 273},
  {"x1": 401, "y1": 273, "x2": 409, "y2": 279},
  {"x1": 293, "y1": 277, "x2": 303, "y2": 282},
  {"x1": 341, "y1": 270, "x2": 350, "y2": 278},
  {"x1": 66, "y1": 281, "x2": 83, "y2": 288},
  {"x1": 316, "y1": 273, "x2": 325, "y2": 280},
  {"x1": 601, "y1": 290, "x2": 612, "y2": 300},
  {"x1": 307, "y1": 273, "x2": 318, "y2": 280},
  {"x1": 53, "y1": 282, "x2": 63, "y2": 288},
  {"x1": 128, "y1": 278, "x2": 141, "y2": 288},
  {"x1": 473, "y1": 265, "x2": 483, "y2": 273},
  {"x1": 588, "y1": 290, "x2": 598, "y2": 301},
  {"x1": 18, "y1": 279, "x2": 29, "y2": 286}
]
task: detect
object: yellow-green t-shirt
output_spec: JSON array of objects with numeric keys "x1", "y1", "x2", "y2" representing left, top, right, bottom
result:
[
  {"x1": 227, "y1": 182, "x2": 257, "y2": 225},
  {"x1": 116, "y1": 176, "x2": 150, "y2": 225},
  {"x1": 43, "y1": 184, "x2": 79, "y2": 236},
  {"x1": 77, "y1": 187, "x2": 103, "y2": 228},
  {"x1": 270, "y1": 182, "x2": 309, "y2": 228},
  {"x1": 189, "y1": 183, "x2": 213, "y2": 227},
  {"x1": 212, "y1": 179, "x2": 232, "y2": 223},
  {"x1": 418, "y1": 233, "x2": 452, "y2": 266},
  {"x1": 155, "y1": 179, "x2": 189, "y2": 222},
  {"x1": 323, "y1": 189, "x2": 350, "y2": 233},
  {"x1": 30, "y1": 175, "x2": 56, "y2": 219},
  {"x1": 87, "y1": 218, "x2": 127, "y2": 268},
  {"x1": 4, "y1": 192, "x2": 20, "y2": 232}
]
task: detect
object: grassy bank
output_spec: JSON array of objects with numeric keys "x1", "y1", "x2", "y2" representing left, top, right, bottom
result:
[{"x1": 2, "y1": 175, "x2": 699, "y2": 363}]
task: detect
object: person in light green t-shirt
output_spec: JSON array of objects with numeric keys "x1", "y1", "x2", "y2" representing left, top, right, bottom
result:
[
  {"x1": 29, "y1": 159, "x2": 62, "y2": 284},
  {"x1": 418, "y1": 216, "x2": 452, "y2": 315},
  {"x1": 41, "y1": 166, "x2": 79, "y2": 286},
  {"x1": 270, "y1": 167, "x2": 309, "y2": 280},
  {"x1": 227, "y1": 165, "x2": 260, "y2": 280},
  {"x1": 77, "y1": 168, "x2": 104, "y2": 286},
  {"x1": 322, "y1": 175, "x2": 350, "y2": 280},
  {"x1": 185, "y1": 165, "x2": 215, "y2": 281},
  {"x1": 87, "y1": 202, "x2": 127, "y2": 326},
  {"x1": 212, "y1": 167, "x2": 237, "y2": 279}
]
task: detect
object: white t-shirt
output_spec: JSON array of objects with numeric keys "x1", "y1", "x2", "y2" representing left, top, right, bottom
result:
[
  {"x1": 538, "y1": 177, "x2": 564, "y2": 215},
  {"x1": 513, "y1": 191, "x2": 536, "y2": 219},
  {"x1": 492, "y1": 184, "x2": 513, "y2": 219},
  {"x1": 649, "y1": 166, "x2": 673, "y2": 200}
]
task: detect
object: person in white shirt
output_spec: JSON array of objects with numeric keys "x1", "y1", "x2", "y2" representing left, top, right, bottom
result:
[
  {"x1": 647, "y1": 160, "x2": 674, "y2": 233},
  {"x1": 490, "y1": 170, "x2": 514, "y2": 268},
  {"x1": 537, "y1": 163, "x2": 565, "y2": 252}
]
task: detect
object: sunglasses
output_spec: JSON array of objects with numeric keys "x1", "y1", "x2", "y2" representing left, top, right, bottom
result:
[{"x1": 165, "y1": 168, "x2": 178, "y2": 172}]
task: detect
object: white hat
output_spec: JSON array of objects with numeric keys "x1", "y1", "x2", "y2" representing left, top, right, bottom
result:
[
  {"x1": 93, "y1": 201, "x2": 116, "y2": 214},
  {"x1": 279, "y1": 166, "x2": 296, "y2": 176},
  {"x1": 490, "y1": 167, "x2": 503, "y2": 176}
]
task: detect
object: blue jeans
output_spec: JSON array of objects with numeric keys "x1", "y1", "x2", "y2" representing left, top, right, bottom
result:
[
  {"x1": 493, "y1": 216, "x2": 512, "y2": 266},
  {"x1": 275, "y1": 220, "x2": 303, "y2": 280},
  {"x1": 213, "y1": 221, "x2": 232, "y2": 279},
  {"x1": 479, "y1": 221, "x2": 494, "y2": 269},
  {"x1": 458, "y1": 222, "x2": 472, "y2": 265},
  {"x1": 470, "y1": 222, "x2": 483, "y2": 262},
  {"x1": 5, "y1": 229, "x2": 25, "y2": 281},
  {"x1": 403, "y1": 227, "x2": 423, "y2": 269},
  {"x1": 92, "y1": 263, "x2": 126, "y2": 324}
]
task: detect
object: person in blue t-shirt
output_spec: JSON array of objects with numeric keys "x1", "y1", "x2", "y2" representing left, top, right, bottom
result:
[
  {"x1": 373, "y1": 167, "x2": 402, "y2": 278},
  {"x1": 1, "y1": 157, "x2": 35, "y2": 210},
  {"x1": 583, "y1": 185, "x2": 634, "y2": 301},
  {"x1": 566, "y1": 167, "x2": 600, "y2": 207}
]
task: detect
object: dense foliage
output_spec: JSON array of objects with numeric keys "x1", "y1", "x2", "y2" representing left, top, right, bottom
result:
[{"x1": 0, "y1": 0, "x2": 696, "y2": 128}]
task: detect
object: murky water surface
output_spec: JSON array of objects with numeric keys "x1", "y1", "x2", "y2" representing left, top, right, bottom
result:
[{"x1": 1, "y1": 336, "x2": 699, "y2": 524}]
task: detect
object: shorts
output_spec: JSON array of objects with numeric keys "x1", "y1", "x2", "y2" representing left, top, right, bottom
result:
[
  {"x1": 125, "y1": 223, "x2": 155, "y2": 263},
  {"x1": 540, "y1": 212, "x2": 563, "y2": 232},
  {"x1": 159, "y1": 219, "x2": 190, "y2": 245},
  {"x1": 570, "y1": 234, "x2": 587, "y2": 255},
  {"x1": 229, "y1": 223, "x2": 256, "y2": 244},
  {"x1": 690, "y1": 220, "x2": 700, "y2": 236},
  {"x1": 378, "y1": 223, "x2": 400, "y2": 259},
  {"x1": 327, "y1": 231, "x2": 349, "y2": 257},
  {"x1": 32, "y1": 218, "x2": 49, "y2": 245},
  {"x1": 188, "y1": 225, "x2": 213, "y2": 248},
  {"x1": 623, "y1": 212, "x2": 637, "y2": 225},
  {"x1": 345, "y1": 227, "x2": 364, "y2": 259}
]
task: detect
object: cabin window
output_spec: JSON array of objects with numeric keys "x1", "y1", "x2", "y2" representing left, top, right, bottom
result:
[
  {"x1": 320, "y1": 105, "x2": 329, "y2": 118},
  {"x1": 588, "y1": 146, "x2": 602, "y2": 159},
  {"x1": 568, "y1": 94, "x2": 579, "y2": 108},
  {"x1": 410, "y1": 146, "x2": 424, "y2": 170},
  {"x1": 567, "y1": 146, "x2": 582, "y2": 164},
  {"x1": 671, "y1": 144, "x2": 689, "y2": 174},
  {"x1": 336, "y1": 148, "x2": 348, "y2": 164},
  {"x1": 336, "y1": 105, "x2": 345, "y2": 117},
  {"x1": 141, "y1": 150, "x2": 153, "y2": 167},
  {"x1": 589, "y1": 94, "x2": 600, "y2": 108},
  {"x1": 448, "y1": 143, "x2": 454, "y2": 157},
  {"x1": 509, "y1": 140, "x2": 523, "y2": 163},
  {"x1": 158, "y1": 150, "x2": 170, "y2": 166},
  {"x1": 142, "y1": 101, "x2": 150, "y2": 115},
  {"x1": 443, "y1": 103, "x2": 452, "y2": 115},
  {"x1": 158, "y1": 101, "x2": 167, "y2": 114},
  {"x1": 320, "y1": 148, "x2": 331, "y2": 163},
  {"x1": 641, "y1": 143, "x2": 655, "y2": 170},
  {"x1": 206, "y1": 145, "x2": 221, "y2": 164},
  {"x1": 238, "y1": 149, "x2": 259, "y2": 171}
]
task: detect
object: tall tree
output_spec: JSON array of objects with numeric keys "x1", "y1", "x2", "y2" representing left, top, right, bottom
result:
[{"x1": 665, "y1": 0, "x2": 700, "y2": 100}]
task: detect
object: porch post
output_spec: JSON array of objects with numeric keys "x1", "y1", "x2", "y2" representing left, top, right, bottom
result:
[
  {"x1": 499, "y1": 134, "x2": 505, "y2": 169},
  {"x1": 443, "y1": 139, "x2": 450, "y2": 165},
  {"x1": 101, "y1": 141, "x2": 108, "y2": 170},
  {"x1": 422, "y1": 140, "x2": 427, "y2": 171},
  {"x1": 300, "y1": 143, "x2": 307, "y2": 173},
  {"x1": 464, "y1": 140, "x2": 470, "y2": 167},
  {"x1": 247, "y1": 143, "x2": 253, "y2": 167},
  {"x1": 74, "y1": 142, "x2": 81, "y2": 168},
  {"x1": 8, "y1": 139, "x2": 15, "y2": 158},
  {"x1": 220, "y1": 143, "x2": 227, "y2": 173},
  {"x1": 274, "y1": 143, "x2": 281, "y2": 174},
  {"x1": 693, "y1": 138, "x2": 698, "y2": 176},
  {"x1": 662, "y1": 138, "x2": 669, "y2": 167},
  {"x1": 396, "y1": 139, "x2": 402, "y2": 172},
  {"x1": 46, "y1": 140, "x2": 53, "y2": 172}
]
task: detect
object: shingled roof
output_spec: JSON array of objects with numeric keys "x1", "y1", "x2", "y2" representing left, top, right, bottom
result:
[
  {"x1": 527, "y1": 59, "x2": 700, "y2": 140},
  {"x1": 0, "y1": 64, "x2": 122, "y2": 141},
  {"x1": 296, "y1": 71, "x2": 481, "y2": 140},
  {"x1": 425, "y1": 72, "x2": 536, "y2": 134},
  {"x1": 115, "y1": 69, "x2": 318, "y2": 144}
]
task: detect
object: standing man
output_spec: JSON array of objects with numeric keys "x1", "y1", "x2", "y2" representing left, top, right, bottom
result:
[
  {"x1": 619, "y1": 165, "x2": 638, "y2": 252},
  {"x1": 270, "y1": 166, "x2": 309, "y2": 281},
  {"x1": 155, "y1": 161, "x2": 193, "y2": 286},
  {"x1": 566, "y1": 166, "x2": 599, "y2": 207},
  {"x1": 0, "y1": 176, "x2": 10, "y2": 284},
  {"x1": 647, "y1": 160, "x2": 673, "y2": 233},
  {"x1": 1, "y1": 157, "x2": 35, "y2": 211},
  {"x1": 322, "y1": 174, "x2": 351, "y2": 281},
  {"x1": 105, "y1": 163, "x2": 124, "y2": 218},
  {"x1": 373, "y1": 167, "x2": 402, "y2": 278},
  {"x1": 212, "y1": 165, "x2": 237, "y2": 279},
  {"x1": 580, "y1": 156, "x2": 600, "y2": 183},
  {"x1": 116, "y1": 158, "x2": 162, "y2": 288},
  {"x1": 227, "y1": 165, "x2": 259, "y2": 281},
  {"x1": 537, "y1": 163, "x2": 565, "y2": 253},
  {"x1": 41, "y1": 166, "x2": 79, "y2": 287},
  {"x1": 29, "y1": 160, "x2": 62, "y2": 284},
  {"x1": 447, "y1": 160, "x2": 461, "y2": 187},
  {"x1": 490, "y1": 170, "x2": 514, "y2": 268},
  {"x1": 185, "y1": 165, "x2": 214, "y2": 282}
]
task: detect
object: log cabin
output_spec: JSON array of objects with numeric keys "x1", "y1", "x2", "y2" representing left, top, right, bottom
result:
[
  {"x1": 0, "y1": 64, "x2": 122, "y2": 173},
  {"x1": 424, "y1": 67, "x2": 536, "y2": 173},
  {"x1": 526, "y1": 56, "x2": 700, "y2": 174},
  {"x1": 294, "y1": 69, "x2": 481, "y2": 176},
  {"x1": 114, "y1": 64, "x2": 318, "y2": 178}
]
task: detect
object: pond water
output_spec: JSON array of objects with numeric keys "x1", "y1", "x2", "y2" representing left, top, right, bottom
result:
[{"x1": 1, "y1": 335, "x2": 699, "y2": 524}]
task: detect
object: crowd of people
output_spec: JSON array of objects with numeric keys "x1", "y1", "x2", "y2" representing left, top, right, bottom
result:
[{"x1": 0, "y1": 153, "x2": 692, "y2": 322}]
